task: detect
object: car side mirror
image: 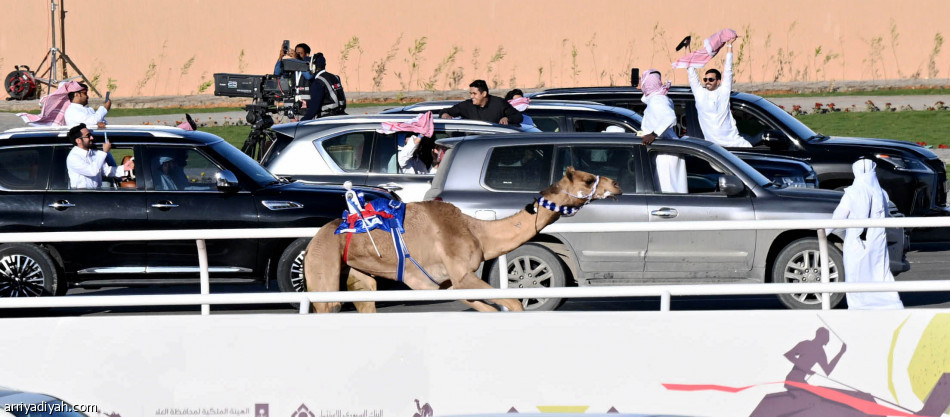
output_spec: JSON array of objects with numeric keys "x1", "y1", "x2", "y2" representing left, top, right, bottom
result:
[
  {"x1": 760, "y1": 130, "x2": 790, "y2": 148},
  {"x1": 215, "y1": 170, "x2": 240, "y2": 192},
  {"x1": 719, "y1": 175, "x2": 745, "y2": 196}
]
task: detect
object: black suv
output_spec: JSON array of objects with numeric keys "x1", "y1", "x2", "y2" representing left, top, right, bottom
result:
[
  {"x1": 529, "y1": 87, "x2": 949, "y2": 217},
  {"x1": 0, "y1": 126, "x2": 393, "y2": 297}
]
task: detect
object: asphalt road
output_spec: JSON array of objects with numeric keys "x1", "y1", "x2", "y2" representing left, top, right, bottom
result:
[{"x1": 6, "y1": 238, "x2": 948, "y2": 318}]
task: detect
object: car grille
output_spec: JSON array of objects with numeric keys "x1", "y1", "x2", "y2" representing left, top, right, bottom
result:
[{"x1": 926, "y1": 157, "x2": 948, "y2": 207}]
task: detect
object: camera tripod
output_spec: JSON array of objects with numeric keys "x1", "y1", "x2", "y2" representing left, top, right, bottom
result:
[{"x1": 240, "y1": 103, "x2": 287, "y2": 161}]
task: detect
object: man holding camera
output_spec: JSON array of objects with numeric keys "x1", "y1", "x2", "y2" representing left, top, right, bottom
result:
[
  {"x1": 275, "y1": 42, "x2": 315, "y2": 118},
  {"x1": 302, "y1": 52, "x2": 347, "y2": 121}
]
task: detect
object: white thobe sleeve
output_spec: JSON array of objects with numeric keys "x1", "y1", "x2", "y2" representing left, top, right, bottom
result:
[
  {"x1": 397, "y1": 137, "x2": 420, "y2": 168},
  {"x1": 687, "y1": 67, "x2": 703, "y2": 94},
  {"x1": 722, "y1": 51, "x2": 734, "y2": 93},
  {"x1": 825, "y1": 192, "x2": 852, "y2": 238}
]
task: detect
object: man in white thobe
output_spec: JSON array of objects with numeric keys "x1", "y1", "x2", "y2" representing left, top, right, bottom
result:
[
  {"x1": 687, "y1": 39, "x2": 751, "y2": 148},
  {"x1": 64, "y1": 83, "x2": 111, "y2": 128},
  {"x1": 640, "y1": 70, "x2": 687, "y2": 193},
  {"x1": 66, "y1": 123, "x2": 133, "y2": 189},
  {"x1": 825, "y1": 159, "x2": 903, "y2": 310}
]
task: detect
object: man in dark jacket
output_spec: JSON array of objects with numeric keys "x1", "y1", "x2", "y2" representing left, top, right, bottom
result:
[
  {"x1": 439, "y1": 80, "x2": 522, "y2": 125},
  {"x1": 302, "y1": 52, "x2": 347, "y2": 121}
]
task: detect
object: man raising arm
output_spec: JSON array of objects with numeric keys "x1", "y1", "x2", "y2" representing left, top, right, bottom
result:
[{"x1": 687, "y1": 39, "x2": 751, "y2": 148}]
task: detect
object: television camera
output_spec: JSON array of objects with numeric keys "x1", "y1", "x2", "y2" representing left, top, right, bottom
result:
[{"x1": 213, "y1": 58, "x2": 310, "y2": 160}]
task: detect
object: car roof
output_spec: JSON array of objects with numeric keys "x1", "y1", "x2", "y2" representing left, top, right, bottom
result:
[
  {"x1": 529, "y1": 86, "x2": 763, "y2": 102},
  {"x1": 269, "y1": 114, "x2": 521, "y2": 136},
  {"x1": 383, "y1": 99, "x2": 643, "y2": 121},
  {"x1": 0, "y1": 125, "x2": 225, "y2": 146},
  {"x1": 435, "y1": 131, "x2": 717, "y2": 149}
]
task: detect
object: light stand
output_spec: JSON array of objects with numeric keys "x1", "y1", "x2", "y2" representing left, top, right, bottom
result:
[{"x1": 32, "y1": 0, "x2": 101, "y2": 97}]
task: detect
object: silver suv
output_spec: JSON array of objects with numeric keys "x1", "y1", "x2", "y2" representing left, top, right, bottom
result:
[
  {"x1": 425, "y1": 133, "x2": 910, "y2": 311},
  {"x1": 260, "y1": 115, "x2": 521, "y2": 202}
]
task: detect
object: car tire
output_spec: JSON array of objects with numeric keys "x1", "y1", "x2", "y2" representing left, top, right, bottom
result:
[
  {"x1": 490, "y1": 244, "x2": 566, "y2": 311},
  {"x1": 770, "y1": 238, "x2": 845, "y2": 309},
  {"x1": 276, "y1": 238, "x2": 310, "y2": 293},
  {"x1": 0, "y1": 244, "x2": 64, "y2": 297}
]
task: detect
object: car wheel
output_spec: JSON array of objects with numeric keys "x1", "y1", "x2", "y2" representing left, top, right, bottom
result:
[
  {"x1": 276, "y1": 238, "x2": 310, "y2": 293},
  {"x1": 0, "y1": 244, "x2": 64, "y2": 297},
  {"x1": 771, "y1": 238, "x2": 845, "y2": 309},
  {"x1": 490, "y1": 244, "x2": 566, "y2": 311}
]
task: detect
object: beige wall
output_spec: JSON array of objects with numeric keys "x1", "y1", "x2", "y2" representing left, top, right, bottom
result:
[{"x1": 2, "y1": 0, "x2": 949, "y2": 98}]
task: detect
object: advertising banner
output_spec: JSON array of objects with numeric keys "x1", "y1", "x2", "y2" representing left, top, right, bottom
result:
[{"x1": 0, "y1": 310, "x2": 948, "y2": 417}]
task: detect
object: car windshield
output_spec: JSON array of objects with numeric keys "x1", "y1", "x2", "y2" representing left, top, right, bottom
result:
[
  {"x1": 710, "y1": 145, "x2": 773, "y2": 187},
  {"x1": 748, "y1": 96, "x2": 818, "y2": 141},
  {"x1": 210, "y1": 142, "x2": 279, "y2": 186}
]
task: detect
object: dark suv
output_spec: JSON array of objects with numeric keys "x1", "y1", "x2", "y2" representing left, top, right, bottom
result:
[
  {"x1": 426, "y1": 133, "x2": 910, "y2": 311},
  {"x1": 0, "y1": 126, "x2": 393, "y2": 297},
  {"x1": 529, "y1": 87, "x2": 949, "y2": 217}
]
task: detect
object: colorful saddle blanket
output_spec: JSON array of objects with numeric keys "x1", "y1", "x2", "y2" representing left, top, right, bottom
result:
[{"x1": 334, "y1": 196, "x2": 406, "y2": 235}]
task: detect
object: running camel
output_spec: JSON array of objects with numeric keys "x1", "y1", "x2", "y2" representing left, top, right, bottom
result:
[{"x1": 303, "y1": 167, "x2": 622, "y2": 313}]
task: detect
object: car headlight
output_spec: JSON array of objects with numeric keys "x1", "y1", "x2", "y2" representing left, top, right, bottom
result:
[
  {"x1": 875, "y1": 154, "x2": 934, "y2": 173},
  {"x1": 774, "y1": 175, "x2": 807, "y2": 188}
]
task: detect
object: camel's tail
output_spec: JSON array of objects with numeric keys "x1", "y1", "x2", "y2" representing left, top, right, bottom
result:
[{"x1": 304, "y1": 220, "x2": 345, "y2": 313}]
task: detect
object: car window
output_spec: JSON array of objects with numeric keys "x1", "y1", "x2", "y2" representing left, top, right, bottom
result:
[
  {"x1": 322, "y1": 132, "x2": 373, "y2": 172},
  {"x1": 51, "y1": 145, "x2": 137, "y2": 191},
  {"x1": 371, "y1": 132, "x2": 439, "y2": 175},
  {"x1": 649, "y1": 150, "x2": 732, "y2": 194},
  {"x1": 372, "y1": 133, "x2": 398, "y2": 174},
  {"x1": 572, "y1": 118, "x2": 630, "y2": 133},
  {"x1": 0, "y1": 146, "x2": 51, "y2": 190},
  {"x1": 484, "y1": 145, "x2": 554, "y2": 191},
  {"x1": 146, "y1": 147, "x2": 219, "y2": 191},
  {"x1": 733, "y1": 106, "x2": 775, "y2": 146},
  {"x1": 554, "y1": 146, "x2": 637, "y2": 191},
  {"x1": 209, "y1": 141, "x2": 278, "y2": 186},
  {"x1": 531, "y1": 116, "x2": 561, "y2": 132}
]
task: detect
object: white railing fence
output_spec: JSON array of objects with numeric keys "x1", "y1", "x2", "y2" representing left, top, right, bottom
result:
[{"x1": 1, "y1": 217, "x2": 948, "y2": 314}]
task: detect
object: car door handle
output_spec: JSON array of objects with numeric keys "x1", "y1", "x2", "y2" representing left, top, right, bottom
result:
[
  {"x1": 47, "y1": 200, "x2": 76, "y2": 211},
  {"x1": 151, "y1": 201, "x2": 179, "y2": 210},
  {"x1": 376, "y1": 182, "x2": 403, "y2": 191},
  {"x1": 650, "y1": 208, "x2": 678, "y2": 218}
]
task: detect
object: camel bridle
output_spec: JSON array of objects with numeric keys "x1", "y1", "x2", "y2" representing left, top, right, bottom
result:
[{"x1": 525, "y1": 175, "x2": 602, "y2": 232}]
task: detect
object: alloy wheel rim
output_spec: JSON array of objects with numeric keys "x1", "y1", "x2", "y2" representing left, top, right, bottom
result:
[
  {"x1": 783, "y1": 249, "x2": 839, "y2": 305},
  {"x1": 506, "y1": 255, "x2": 555, "y2": 309},
  {"x1": 0, "y1": 254, "x2": 46, "y2": 297},
  {"x1": 290, "y1": 250, "x2": 306, "y2": 292}
]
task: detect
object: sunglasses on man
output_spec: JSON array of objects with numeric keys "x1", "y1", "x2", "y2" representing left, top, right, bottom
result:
[{"x1": 703, "y1": 77, "x2": 720, "y2": 82}]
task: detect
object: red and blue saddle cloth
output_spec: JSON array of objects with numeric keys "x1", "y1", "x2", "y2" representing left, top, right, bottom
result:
[{"x1": 334, "y1": 191, "x2": 437, "y2": 284}]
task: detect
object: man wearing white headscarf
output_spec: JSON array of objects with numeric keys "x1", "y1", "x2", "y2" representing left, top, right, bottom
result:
[
  {"x1": 825, "y1": 159, "x2": 903, "y2": 310},
  {"x1": 640, "y1": 70, "x2": 687, "y2": 193}
]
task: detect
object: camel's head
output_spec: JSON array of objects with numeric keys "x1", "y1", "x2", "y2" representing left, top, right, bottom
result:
[{"x1": 545, "y1": 166, "x2": 622, "y2": 205}]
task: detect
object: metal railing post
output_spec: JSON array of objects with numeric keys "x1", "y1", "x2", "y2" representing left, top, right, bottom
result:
[
  {"x1": 196, "y1": 239, "x2": 210, "y2": 315},
  {"x1": 660, "y1": 291, "x2": 671, "y2": 312},
  {"x1": 817, "y1": 229, "x2": 830, "y2": 310},
  {"x1": 299, "y1": 297, "x2": 310, "y2": 314}
]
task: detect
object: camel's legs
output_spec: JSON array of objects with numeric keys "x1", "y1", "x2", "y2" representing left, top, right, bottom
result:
[
  {"x1": 454, "y1": 272, "x2": 524, "y2": 312},
  {"x1": 346, "y1": 269, "x2": 377, "y2": 313},
  {"x1": 304, "y1": 227, "x2": 344, "y2": 313}
]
